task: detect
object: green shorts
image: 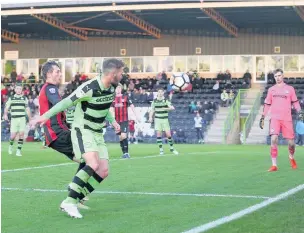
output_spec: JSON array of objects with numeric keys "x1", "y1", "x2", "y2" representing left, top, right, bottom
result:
[
  {"x1": 155, "y1": 118, "x2": 171, "y2": 132},
  {"x1": 71, "y1": 127, "x2": 109, "y2": 160},
  {"x1": 10, "y1": 117, "x2": 26, "y2": 133}
]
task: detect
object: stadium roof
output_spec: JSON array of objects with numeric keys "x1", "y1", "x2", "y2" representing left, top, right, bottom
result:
[{"x1": 1, "y1": 0, "x2": 304, "y2": 42}]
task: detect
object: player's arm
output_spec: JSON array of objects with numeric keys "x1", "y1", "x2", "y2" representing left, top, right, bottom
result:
[
  {"x1": 25, "y1": 97, "x2": 32, "y2": 121},
  {"x1": 105, "y1": 110, "x2": 120, "y2": 133},
  {"x1": 165, "y1": 100, "x2": 175, "y2": 111},
  {"x1": 149, "y1": 101, "x2": 155, "y2": 123},
  {"x1": 36, "y1": 84, "x2": 93, "y2": 125},
  {"x1": 3, "y1": 98, "x2": 11, "y2": 121},
  {"x1": 291, "y1": 87, "x2": 301, "y2": 112},
  {"x1": 260, "y1": 89, "x2": 272, "y2": 129}
]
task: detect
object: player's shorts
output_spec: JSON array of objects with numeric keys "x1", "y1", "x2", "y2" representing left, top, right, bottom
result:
[
  {"x1": 155, "y1": 118, "x2": 171, "y2": 132},
  {"x1": 71, "y1": 127, "x2": 109, "y2": 160},
  {"x1": 10, "y1": 117, "x2": 26, "y2": 133},
  {"x1": 269, "y1": 119, "x2": 295, "y2": 139},
  {"x1": 49, "y1": 130, "x2": 74, "y2": 161},
  {"x1": 118, "y1": 121, "x2": 129, "y2": 134},
  {"x1": 129, "y1": 130, "x2": 135, "y2": 136}
]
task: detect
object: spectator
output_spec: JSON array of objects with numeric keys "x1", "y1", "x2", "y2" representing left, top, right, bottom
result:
[
  {"x1": 217, "y1": 71, "x2": 224, "y2": 80},
  {"x1": 74, "y1": 72, "x2": 81, "y2": 82},
  {"x1": 10, "y1": 69, "x2": 17, "y2": 83},
  {"x1": 133, "y1": 89, "x2": 141, "y2": 103},
  {"x1": 227, "y1": 90, "x2": 235, "y2": 106},
  {"x1": 196, "y1": 101, "x2": 202, "y2": 113},
  {"x1": 139, "y1": 89, "x2": 148, "y2": 103},
  {"x1": 188, "y1": 101, "x2": 197, "y2": 113},
  {"x1": 28, "y1": 72, "x2": 36, "y2": 83},
  {"x1": 176, "y1": 129, "x2": 186, "y2": 143},
  {"x1": 129, "y1": 120, "x2": 136, "y2": 144},
  {"x1": 194, "y1": 112, "x2": 204, "y2": 143},
  {"x1": 267, "y1": 71, "x2": 275, "y2": 84},
  {"x1": 212, "y1": 80, "x2": 220, "y2": 93},
  {"x1": 80, "y1": 72, "x2": 87, "y2": 82},
  {"x1": 296, "y1": 118, "x2": 304, "y2": 146},
  {"x1": 16, "y1": 73, "x2": 24, "y2": 83},
  {"x1": 243, "y1": 70, "x2": 252, "y2": 86},
  {"x1": 23, "y1": 86, "x2": 31, "y2": 96},
  {"x1": 203, "y1": 109, "x2": 212, "y2": 124},
  {"x1": 134, "y1": 79, "x2": 141, "y2": 90},
  {"x1": 224, "y1": 70, "x2": 231, "y2": 80},
  {"x1": 221, "y1": 89, "x2": 229, "y2": 107},
  {"x1": 146, "y1": 90, "x2": 154, "y2": 103}
]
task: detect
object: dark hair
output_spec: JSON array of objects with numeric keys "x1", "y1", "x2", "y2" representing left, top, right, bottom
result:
[
  {"x1": 41, "y1": 60, "x2": 60, "y2": 79},
  {"x1": 102, "y1": 58, "x2": 124, "y2": 75},
  {"x1": 273, "y1": 68, "x2": 283, "y2": 75}
]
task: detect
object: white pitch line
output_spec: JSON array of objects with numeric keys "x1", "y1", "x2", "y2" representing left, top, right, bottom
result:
[
  {"x1": 181, "y1": 184, "x2": 304, "y2": 233},
  {"x1": 1, "y1": 187, "x2": 270, "y2": 199},
  {"x1": 1, "y1": 151, "x2": 219, "y2": 173}
]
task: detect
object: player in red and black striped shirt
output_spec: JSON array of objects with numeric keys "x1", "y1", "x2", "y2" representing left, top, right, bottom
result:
[
  {"x1": 111, "y1": 85, "x2": 138, "y2": 158},
  {"x1": 38, "y1": 61, "x2": 90, "y2": 199}
]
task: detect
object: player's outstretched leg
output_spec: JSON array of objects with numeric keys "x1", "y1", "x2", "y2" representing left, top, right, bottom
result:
[
  {"x1": 288, "y1": 140, "x2": 297, "y2": 169},
  {"x1": 60, "y1": 152, "x2": 99, "y2": 218},
  {"x1": 268, "y1": 135, "x2": 278, "y2": 172}
]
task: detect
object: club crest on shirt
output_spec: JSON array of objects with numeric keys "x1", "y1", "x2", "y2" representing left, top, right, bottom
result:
[
  {"x1": 49, "y1": 88, "x2": 56, "y2": 94},
  {"x1": 271, "y1": 128, "x2": 275, "y2": 133},
  {"x1": 285, "y1": 90, "x2": 289, "y2": 94}
]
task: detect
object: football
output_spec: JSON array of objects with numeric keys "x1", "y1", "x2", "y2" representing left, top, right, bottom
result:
[{"x1": 170, "y1": 72, "x2": 190, "y2": 91}]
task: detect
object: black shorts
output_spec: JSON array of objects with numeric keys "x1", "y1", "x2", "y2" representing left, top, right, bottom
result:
[
  {"x1": 118, "y1": 121, "x2": 129, "y2": 134},
  {"x1": 49, "y1": 130, "x2": 74, "y2": 161}
]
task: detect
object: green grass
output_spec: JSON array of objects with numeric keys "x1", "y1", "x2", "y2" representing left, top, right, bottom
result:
[{"x1": 1, "y1": 143, "x2": 304, "y2": 233}]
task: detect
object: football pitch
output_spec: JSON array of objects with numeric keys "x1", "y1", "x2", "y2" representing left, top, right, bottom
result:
[{"x1": 1, "y1": 142, "x2": 304, "y2": 233}]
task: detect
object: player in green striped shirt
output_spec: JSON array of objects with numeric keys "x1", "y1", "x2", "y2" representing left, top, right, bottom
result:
[
  {"x1": 3, "y1": 84, "x2": 31, "y2": 156},
  {"x1": 34, "y1": 58, "x2": 123, "y2": 219},
  {"x1": 149, "y1": 89, "x2": 178, "y2": 155}
]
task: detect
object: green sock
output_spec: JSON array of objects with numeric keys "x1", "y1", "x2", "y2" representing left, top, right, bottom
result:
[
  {"x1": 78, "y1": 172, "x2": 103, "y2": 201},
  {"x1": 157, "y1": 137, "x2": 163, "y2": 149},
  {"x1": 65, "y1": 165, "x2": 95, "y2": 204},
  {"x1": 168, "y1": 137, "x2": 174, "y2": 150},
  {"x1": 17, "y1": 139, "x2": 24, "y2": 151},
  {"x1": 9, "y1": 139, "x2": 14, "y2": 146}
]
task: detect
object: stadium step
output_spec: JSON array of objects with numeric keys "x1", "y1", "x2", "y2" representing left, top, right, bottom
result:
[{"x1": 204, "y1": 107, "x2": 229, "y2": 144}]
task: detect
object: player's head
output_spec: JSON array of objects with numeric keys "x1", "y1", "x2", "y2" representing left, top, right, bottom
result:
[
  {"x1": 14, "y1": 84, "x2": 23, "y2": 95},
  {"x1": 274, "y1": 69, "x2": 284, "y2": 84},
  {"x1": 115, "y1": 85, "x2": 122, "y2": 95},
  {"x1": 157, "y1": 89, "x2": 164, "y2": 98},
  {"x1": 41, "y1": 60, "x2": 61, "y2": 85},
  {"x1": 102, "y1": 58, "x2": 124, "y2": 85}
]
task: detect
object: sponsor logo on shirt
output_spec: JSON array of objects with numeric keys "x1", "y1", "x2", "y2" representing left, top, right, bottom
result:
[
  {"x1": 273, "y1": 94, "x2": 287, "y2": 99},
  {"x1": 96, "y1": 96, "x2": 114, "y2": 102},
  {"x1": 49, "y1": 88, "x2": 56, "y2": 94}
]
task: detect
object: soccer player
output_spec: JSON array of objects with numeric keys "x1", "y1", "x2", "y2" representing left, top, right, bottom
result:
[
  {"x1": 34, "y1": 58, "x2": 122, "y2": 218},
  {"x1": 39, "y1": 61, "x2": 91, "y2": 208},
  {"x1": 149, "y1": 89, "x2": 178, "y2": 155},
  {"x1": 3, "y1": 84, "x2": 31, "y2": 156},
  {"x1": 110, "y1": 85, "x2": 138, "y2": 158},
  {"x1": 260, "y1": 68, "x2": 302, "y2": 172}
]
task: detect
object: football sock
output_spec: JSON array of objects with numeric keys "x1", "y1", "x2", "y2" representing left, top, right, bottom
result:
[
  {"x1": 65, "y1": 165, "x2": 95, "y2": 204},
  {"x1": 167, "y1": 137, "x2": 174, "y2": 150},
  {"x1": 157, "y1": 137, "x2": 163, "y2": 149},
  {"x1": 9, "y1": 139, "x2": 14, "y2": 146},
  {"x1": 17, "y1": 139, "x2": 23, "y2": 151},
  {"x1": 78, "y1": 172, "x2": 104, "y2": 201}
]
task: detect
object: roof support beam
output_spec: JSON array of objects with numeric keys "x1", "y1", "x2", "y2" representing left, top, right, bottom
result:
[
  {"x1": 1, "y1": 29, "x2": 19, "y2": 43},
  {"x1": 32, "y1": 14, "x2": 88, "y2": 40},
  {"x1": 68, "y1": 12, "x2": 110, "y2": 25},
  {"x1": 3, "y1": 1, "x2": 304, "y2": 16},
  {"x1": 201, "y1": 8, "x2": 238, "y2": 37},
  {"x1": 294, "y1": 6, "x2": 304, "y2": 21},
  {"x1": 65, "y1": 25, "x2": 151, "y2": 36},
  {"x1": 114, "y1": 11, "x2": 160, "y2": 39}
]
